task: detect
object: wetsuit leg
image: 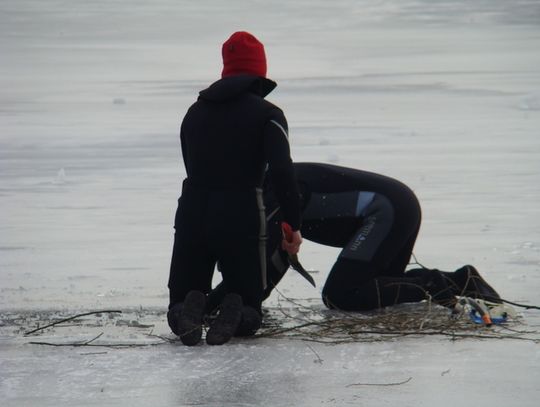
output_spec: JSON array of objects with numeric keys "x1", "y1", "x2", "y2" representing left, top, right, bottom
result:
[
  {"x1": 213, "y1": 239, "x2": 264, "y2": 313},
  {"x1": 205, "y1": 210, "x2": 289, "y2": 313},
  {"x1": 321, "y1": 188, "x2": 424, "y2": 311},
  {"x1": 203, "y1": 188, "x2": 267, "y2": 313},
  {"x1": 322, "y1": 258, "x2": 427, "y2": 310},
  {"x1": 168, "y1": 195, "x2": 216, "y2": 308}
]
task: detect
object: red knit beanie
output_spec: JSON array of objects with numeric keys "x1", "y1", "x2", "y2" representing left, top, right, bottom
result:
[{"x1": 221, "y1": 31, "x2": 267, "y2": 78}]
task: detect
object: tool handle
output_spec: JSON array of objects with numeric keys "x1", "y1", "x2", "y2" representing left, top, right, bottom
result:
[
  {"x1": 466, "y1": 297, "x2": 493, "y2": 326},
  {"x1": 281, "y1": 222, "x2": 294, "y2": 243}
]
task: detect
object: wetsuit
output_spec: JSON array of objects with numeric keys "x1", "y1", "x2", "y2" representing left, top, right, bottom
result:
[
  {"x1": 291, "y1": 163, "x2": 423, "y2": 310},
  {"x1": 168, "y1": 75, "x2": 301, "y2": 312},
  {"x1": 265, "y1": 162, "x2": 428, "y2": 311}
]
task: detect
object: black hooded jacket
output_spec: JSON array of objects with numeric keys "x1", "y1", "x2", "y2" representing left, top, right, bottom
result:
[{"x1": 180, "y1": 75, "x2": 301, "y2": 230}]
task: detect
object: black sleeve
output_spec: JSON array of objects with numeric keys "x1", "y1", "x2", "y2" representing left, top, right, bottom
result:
[
  {"x1": 263, "y1": 110, "x2": 301, "y2": 231},
  {"x1": 180, "y1": 119, "x2": 189, "y2": 172}
]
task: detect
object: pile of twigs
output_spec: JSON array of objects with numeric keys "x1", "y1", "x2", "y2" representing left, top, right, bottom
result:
[{"x1": 256, "y1": 292, "x2": 539, "y2": 344}]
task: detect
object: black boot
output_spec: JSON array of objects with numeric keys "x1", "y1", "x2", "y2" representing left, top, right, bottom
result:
[
  {"x1": 423, "y1": 271, "x2": 456, "y2": 307},
  {"x1": 167, "y1": 302, "x2": 183, "y2": 336},
  {"x1": 206, "y1": 293, "x2": 243, "y2": 345},
  {"x1": 405, "y1": 268, "x2": 456, "y2": 307},
  {"x1": 408, "y1": 265, "x2": 502, "y2": 303},
  {"x1": 235, "y1": 306, "x2": 262, "y2": 337},
  {"x1": 451, "y1": 265, "x2": 501, "y2": 302},
  {"x1": 172, "y1": 290, "x2": 206, "y2": 346}
]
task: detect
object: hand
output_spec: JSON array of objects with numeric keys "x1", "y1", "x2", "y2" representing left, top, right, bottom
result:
[
  {"x1": 282, "y1": 230, "x2": 302, "y2": 255},
  {"x1": 281, "y1": 223, "x2": 302, "y2": 255}
]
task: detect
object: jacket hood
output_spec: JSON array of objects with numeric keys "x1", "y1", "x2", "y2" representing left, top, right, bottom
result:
[{"x1": 199, "y1": 75, "x2": 277, "y2": 102}]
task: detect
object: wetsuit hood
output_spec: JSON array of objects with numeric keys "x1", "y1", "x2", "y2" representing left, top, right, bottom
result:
[{"x1": 199, "y1": 75, "x2": 277, "y2": 102}]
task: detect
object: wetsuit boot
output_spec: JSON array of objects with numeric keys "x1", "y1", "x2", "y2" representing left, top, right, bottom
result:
[
  {"x1": 167, "y1": 303, "x2": 183, "y2": 336},
  {"x1": 446, "y1": 265, "x2": 501, "y2": 302},
  {"x1": 172, "y1": 290, "x2": 206, "y2": 346},
  {"x1": 401, "y1": 268, "x2": 456, "y2": 307},
  {"x1": 407, "y1": 265, "x2": 501, "y2": 303},
  {"x1": 206, "y1": 293, "x2": 243, "y2": 345},
  {"x1": 235, "y1": 306, "x2": 262, "y2": 337},
  {"x1": 421, "y1": 272, "x2": 457, "y2": 307},
  {"x1": 371, "y1": 273, "x2": 455, "y2": 308}
]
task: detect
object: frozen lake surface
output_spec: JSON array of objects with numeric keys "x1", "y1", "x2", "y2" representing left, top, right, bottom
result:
[{"x1": 1, "y1": 0, "x2": 540, "y2": 405}]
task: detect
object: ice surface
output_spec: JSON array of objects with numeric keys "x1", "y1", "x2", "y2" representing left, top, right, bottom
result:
[{"x1": 1, "y1": 0, "x2": 539, "y2": 405}]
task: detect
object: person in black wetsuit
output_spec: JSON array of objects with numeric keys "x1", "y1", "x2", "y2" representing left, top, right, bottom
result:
[
  {"x1": 208, "y1": 162, "x2": 501, "y2": 317},
  {"x1": 167, "y1": 32, "x2": 302, "y2": 346}
]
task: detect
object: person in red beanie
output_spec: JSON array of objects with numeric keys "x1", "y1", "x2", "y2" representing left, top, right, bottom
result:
[{"x1": 167, "y1": 31, "x2": 302, "y2": 346}]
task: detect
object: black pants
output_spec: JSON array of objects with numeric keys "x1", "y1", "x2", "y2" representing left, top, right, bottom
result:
[{"x1": 168, "y1": 181, "x2": 267, "y2": 311}]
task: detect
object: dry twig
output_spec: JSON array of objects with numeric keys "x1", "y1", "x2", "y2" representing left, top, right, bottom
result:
[
  {"x1": 346, "y1": 377, "x2": 412, "y2": 387},
  {"x1": 24, "y1": 310, "x2": 122, "y2": 336}
]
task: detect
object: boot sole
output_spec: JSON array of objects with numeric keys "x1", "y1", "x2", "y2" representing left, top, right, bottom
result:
[
  {"x1": 178, "y1": 290, "x2": 206, "y2": 346},
  {"x1": 206, "y1": 293, "x2": 243, "y2": 345}
]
